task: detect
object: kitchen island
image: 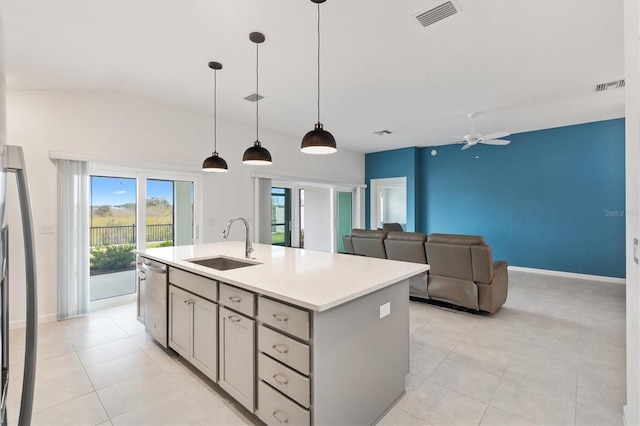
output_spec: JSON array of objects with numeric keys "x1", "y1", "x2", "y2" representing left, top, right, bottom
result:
[{"x1": 136, "y1": 241, "x2": 428, "y2": 425}]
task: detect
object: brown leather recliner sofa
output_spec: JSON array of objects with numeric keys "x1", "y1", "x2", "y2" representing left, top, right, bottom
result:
[{"x1": 342, "y1": 230, "x2": 508, "y2": 313}]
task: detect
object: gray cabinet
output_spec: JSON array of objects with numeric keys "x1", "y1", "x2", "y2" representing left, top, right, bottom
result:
[
  {"x1": 168, "y1": 284, "x2": 218, "y2": 382},
  {"x1": 219, "y1": 305, "x2": 255, "y2": 412}
]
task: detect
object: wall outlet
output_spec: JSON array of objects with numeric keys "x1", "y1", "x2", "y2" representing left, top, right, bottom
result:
[{"x1": 379, "y1": 302, "x2": 391, "y2": 319}]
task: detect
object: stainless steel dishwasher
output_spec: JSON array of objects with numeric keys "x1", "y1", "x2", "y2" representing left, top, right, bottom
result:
[{"x1": 141, "y1": 258, "x2": 168, "y2": 348}]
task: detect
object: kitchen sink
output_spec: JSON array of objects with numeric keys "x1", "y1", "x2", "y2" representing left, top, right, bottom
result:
[{"x1": 186, "y1": 256, "x2": 259, "y2": 271}]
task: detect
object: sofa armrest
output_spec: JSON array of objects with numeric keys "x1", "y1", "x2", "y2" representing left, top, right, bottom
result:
[{"x1": 493, "y1": 261, "x2": 508, "y2": 275}]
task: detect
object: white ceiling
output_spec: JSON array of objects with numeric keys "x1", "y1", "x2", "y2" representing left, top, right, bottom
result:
[{"x1": 0, "y1": 0, "x2": 625, "y2": 153}]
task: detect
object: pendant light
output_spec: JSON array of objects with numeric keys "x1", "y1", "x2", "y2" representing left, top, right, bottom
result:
[
  {"x1": 300, "y1": 0, "x2": 337, "y2": 155},
  {"x1": 243, "y1": 32, "x2": 272, "y2": 165},
  {"x1": 202, "y1": 61, "x2": 229, "y2": 172}
]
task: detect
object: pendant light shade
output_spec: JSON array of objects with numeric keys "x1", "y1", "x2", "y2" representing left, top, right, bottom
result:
[
  {"x1": 202, "y1": 61, "x2": 228, "y2": 172},
  {"x1": 301, "y1": 123, "x2": 337, "y2": 154},
  {"x1": 301, "y1": 0, "x2": 337, "y2": 155},
  {"x1": 243, "y1": 32, "x2": 272, "y2": 165},
  {"x1": 242, "y1": 141, "x2": 272, "y2": 165}
]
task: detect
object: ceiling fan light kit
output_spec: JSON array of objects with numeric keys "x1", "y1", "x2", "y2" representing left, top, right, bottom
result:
[
  {"x1": 243, "y1": 32, "x2": 273, "y2": 165},
  {"x1": 202, "y1": 61, "x2": 229, "y2": 173},
  {"x1": 300, "y1": 0, "x2": 337, "y2": 155}
]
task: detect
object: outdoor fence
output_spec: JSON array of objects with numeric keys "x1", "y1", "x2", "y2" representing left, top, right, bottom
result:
[{"x1": 90, "y1": 224, "x2": 173, "y2": 246}]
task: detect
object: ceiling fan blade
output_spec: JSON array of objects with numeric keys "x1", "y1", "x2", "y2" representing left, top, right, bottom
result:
[
  {"x1": 480, "y1": 131, "x2": 510, "y2": 141},
  {"x1": 480, "y1": 139, "x2": 511, "y2": 146},
  {"x1": 461, "y1": 143, "x2": 472, "y2": 150}
]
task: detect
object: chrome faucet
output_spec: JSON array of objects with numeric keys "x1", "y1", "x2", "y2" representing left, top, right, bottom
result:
[{"x1": 223, "y1": 217, "x2": 254, "y2": 258}]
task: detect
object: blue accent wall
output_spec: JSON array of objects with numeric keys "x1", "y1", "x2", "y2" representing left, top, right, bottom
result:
[
  {"x1": 365, "y1": 118, "x2": 626, "y2": 278},
  {"x1": 365, "y1": 147, "x2": 419, "y2": 231}
]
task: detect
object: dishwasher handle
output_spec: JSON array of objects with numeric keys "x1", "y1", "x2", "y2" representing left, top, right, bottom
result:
[{"x1": 141, "y1": 262, "x2": 167, "y2": 274}]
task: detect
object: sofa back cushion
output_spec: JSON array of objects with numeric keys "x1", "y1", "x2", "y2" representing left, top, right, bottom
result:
[
  {"x1": 471, "y1": 245, "x2": 494, "y2": 284},
  {"x1": 425, "y1": 241, "x2": 474, "y2": 281},
  {"x1": 342, "y1": 235, "x2": 355, "y2": 254},
  {"x1": 384, "y1": 231, "x2": 427, "y2": 264},
  {"x1": 350, "y1": 228, "x2": 388, "y2": 259},
  {"x1": 428, "y1": 233, "x2": 485, "y2": 246}
]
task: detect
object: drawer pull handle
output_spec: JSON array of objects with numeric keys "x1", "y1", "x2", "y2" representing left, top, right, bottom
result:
[
  {"x1": 271, "y1": 313, "x2": 288, "y2": 323},
  {"x1": 272, "y1": 344, "x2": 289, "y2": 354},
  {"x1": 228, "y1": 315, "x2": 242, "y2": 323},
  {"x1": 272, "y1": 410, "x2": 289, "y2": 424},
  {"x1": 272, "y1": 373, "x2": 289, "y2": 385},
  {"x1": 228, "y1": 296, "x2": 242, "y2": 303}
]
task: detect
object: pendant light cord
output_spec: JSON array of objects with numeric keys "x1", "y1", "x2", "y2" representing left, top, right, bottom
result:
[
  {"x1": 213, "y1": 69, "x2": 217, "y2": 153},
  {"x1": 317, "y1": 1, "x2": 321, "y2": 124},
  {"x1": 256, "y1": 41, "x2": 259, "y2": 142}
]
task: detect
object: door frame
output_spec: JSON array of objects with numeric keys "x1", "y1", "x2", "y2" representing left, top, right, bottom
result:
[
  {"x1": 369, "y1": 177, "x2": 407, "y2": 230},
  {"x1": 88, "y1": 164, "x2": 202, "y2": 310}
]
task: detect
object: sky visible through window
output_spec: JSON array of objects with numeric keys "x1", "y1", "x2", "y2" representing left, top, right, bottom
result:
[{"x1": 90, "y1": 176, "x2": 174, "y2": 206}]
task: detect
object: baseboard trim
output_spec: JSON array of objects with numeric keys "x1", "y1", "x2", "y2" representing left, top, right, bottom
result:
[
  {"x1": 9, "y1": 312, "x2": 58, "y2": 330},
  {"x1": 508, "y1": 266, "x2": 626, "y2": 285}
]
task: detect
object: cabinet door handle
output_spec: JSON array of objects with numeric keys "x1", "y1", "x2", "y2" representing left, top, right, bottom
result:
[
  {"x1": 228, "y1": 296, "x2": 242, "y2": 303},
  {"x1": 271, "y1": 313, "x2": 288, "y2": 323},
  {"x1": 228, "y1": 315, "x2": 242, "y2": 323},
  {"x1": 271, "y1": 344, "x2": 289, "y2": 354},
  {"x1": 272, "y1": 410, "x2": 289, "y2": 424},
  {"x1": 272, "y1": 373, "x2": 289, "y2": 385},
  {"x1": 139, "y1": 277, "x2": 146, "y2": 281}
]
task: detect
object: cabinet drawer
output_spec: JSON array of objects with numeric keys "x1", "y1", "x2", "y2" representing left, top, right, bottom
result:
[
  {"x1": 219, "y1": 283, "x2": 255, "y2": 317},
  {"x1": 259, "y1": 353, "x2": 310, "y2": 408},
  {"x1": 258, "y1": 381, "x2": 310, "y2": 426},
  {"x1": 258, "y1": 325, "x2": 309, "y2": 376},
  {"x1": 169, "y1": 268, "x2": 217, "y2": 301},
  {"x1": 258, "y1": 297, "x2": 309, "y2": 341}
]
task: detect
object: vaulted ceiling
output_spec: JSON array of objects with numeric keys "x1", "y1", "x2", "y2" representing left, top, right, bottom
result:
[{"x1": 0, "y1": 0, "x2": 625, "y2": 153}]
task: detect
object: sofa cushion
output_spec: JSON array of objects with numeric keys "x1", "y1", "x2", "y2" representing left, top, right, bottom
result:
[
  {"x1": 350, "y1": 229, "x2": 388, "y2": 259},
  {"x1": 384, "y1": 231, "x2": 427, "y2": 264},
  {"x1": 428, "y1": 233, "x2": 485, "y2": 245},
  {"x1": 471, "y1": 245, "x2": 494, "y2": 284},
  {"x1": 425, "y1": 241, "x2": 474, "y2": 281}
]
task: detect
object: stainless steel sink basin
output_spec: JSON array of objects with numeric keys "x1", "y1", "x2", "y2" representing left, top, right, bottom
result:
[{"x1": 186, "y1": 256, "x2": 259, "y2": 271}]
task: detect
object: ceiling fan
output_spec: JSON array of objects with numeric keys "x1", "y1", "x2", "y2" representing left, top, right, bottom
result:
[{"x1": 453, "y1": 112, "x2": 511, "y2": 150}]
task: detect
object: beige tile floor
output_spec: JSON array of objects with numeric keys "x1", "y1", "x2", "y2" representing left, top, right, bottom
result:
[{"x1": 6, "y1": 270, "x2": 626, "y2": 425}]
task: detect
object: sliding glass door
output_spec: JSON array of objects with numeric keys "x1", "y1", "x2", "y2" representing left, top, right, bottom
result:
[{"x1": 89, "y1": 167, "x2": 199, "y2": 307}]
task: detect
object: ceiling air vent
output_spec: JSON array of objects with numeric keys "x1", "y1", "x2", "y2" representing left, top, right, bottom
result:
[
  {"x1": 595, "y1": 79, "x2": 625, "y2": 92},
  {"x1": 374, "y1": 130, "x2": 393, "y2": 136},
  {"x1": 415, "y1": 1, "x2": 459, "y2": 27},
  {"x1": 243, "y1": 93, "x2": 264, "y2": 102}
]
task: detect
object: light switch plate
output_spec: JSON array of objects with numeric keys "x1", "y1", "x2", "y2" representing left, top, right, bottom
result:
[{"x1": 380, "y1": 302, "x2": 391, "y2": 319}]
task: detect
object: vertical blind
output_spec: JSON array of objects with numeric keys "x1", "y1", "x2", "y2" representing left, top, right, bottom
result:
[{"x1": 57, "y1": 159, "x2": 89, "y2": 319}]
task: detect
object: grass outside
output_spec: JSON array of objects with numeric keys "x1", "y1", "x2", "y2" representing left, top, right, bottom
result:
[{"x1": 272, "y1": 232, "x2": 285, "y2": 245}]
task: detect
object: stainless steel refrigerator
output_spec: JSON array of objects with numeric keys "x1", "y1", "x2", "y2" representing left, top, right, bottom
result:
[{"x1": 0, "y1": 14, "x2": 39, "y2": 426}]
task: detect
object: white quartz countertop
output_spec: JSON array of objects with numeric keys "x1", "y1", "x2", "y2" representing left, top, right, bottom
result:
[{"x1": 136, "y1": 241, "x2": 428, "y2": 312}]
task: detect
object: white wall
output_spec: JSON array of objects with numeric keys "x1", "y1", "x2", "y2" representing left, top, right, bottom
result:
[
  {"x1": 382, "y1": 186, "x2": 406, "y2": 227},
  {"x1": 303, "y1": 186, "x2": 332, "y2": 252},
  {"x1": 625, "y1": 0, "x2": 640, "y2": 423},
  {"x1": 5, "y1": 90, "x2": 364, "y2": 325}
]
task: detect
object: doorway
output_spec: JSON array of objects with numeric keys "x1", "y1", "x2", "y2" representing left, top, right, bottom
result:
[
  {"x1": 370, "y1": 177, "x2": 407, "y2": 230},
  {"x1": 89, "y1": 169, "x2": 198, "y2": 307},
  {"x1": 336, "y1": 191, "x2": 353, "y2": 253},
  {"x1": 271, "y1": 187, "x2": 291, "y2": 246}
]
